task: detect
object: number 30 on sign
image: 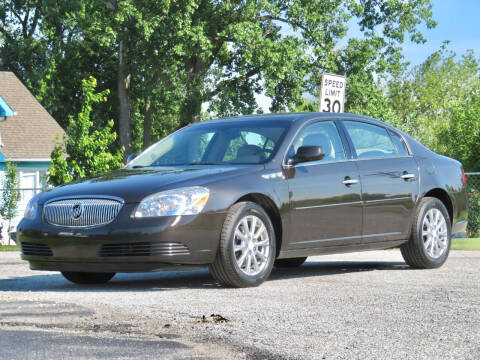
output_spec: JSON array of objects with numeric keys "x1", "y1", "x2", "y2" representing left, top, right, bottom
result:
[{"x1": 320, "y1": 73, "x2": 346, "y2": 113}]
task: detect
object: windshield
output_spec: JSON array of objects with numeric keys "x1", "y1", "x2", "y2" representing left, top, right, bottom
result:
[{"x1": 127, "y1": 120, "x2": 291, "y2": 167}]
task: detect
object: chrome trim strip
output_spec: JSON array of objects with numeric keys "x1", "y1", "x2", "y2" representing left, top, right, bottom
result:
[
  {"x1": 295, "y1": 201, "x2": 363, "y2": 210},
  {"x1": 364, "y1": 196, "x2": 411, "y2": 204},
  {"x1": 280, "y1": 239, "x2": 407, "y2": 255},
  {"x1": 353, "y1": 155, "x2": 414, "y2": 162},
  {"x1": 291, "y1": 232, "x2": 402, "y2": 245},
  {"x1": 363, "y1": 232, "x2": 402, "y2": 238},
  {"x1": 44, "y1": 195, "x2": 125, "y2": 205},
  {"x1": 285, "y1": 155, "x2": 415, "y2": 168},
  {"x1": 292, "y1": 235, "x2": 362, "y2": 245},
  {"x1": 294, "y1": 196, "x2": 411, "y2": 210},
  {"x1": 288, "y1": 158, "x2": 354, "y2": 168}
]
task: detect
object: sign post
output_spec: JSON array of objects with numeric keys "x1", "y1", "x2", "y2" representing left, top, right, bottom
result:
[{"x1": 319, "y1": 73, "x2": 346, "y2": 113}]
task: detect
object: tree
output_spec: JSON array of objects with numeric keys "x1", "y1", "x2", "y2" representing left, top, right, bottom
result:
[
  {"x1": 0, "y1": 162, "x2": 21, "y2": 245},
  {"x1": 48, "y1": 77, "x2": 124, "y2": 186},
  {"x1": 143, "y1": 0, "x2": 435, "y2": 126},
  {"x1": 0, "y1": 1, "x2": 118, "y2": 130},
  {"x1": 2, "y1": 0, "x2": 436, "y2": 156},
  {"x1": 385, "y1": 45, "x2": 480, "y2": 170}
]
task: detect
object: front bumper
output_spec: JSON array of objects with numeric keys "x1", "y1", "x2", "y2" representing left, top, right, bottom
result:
[{"x1": 17, "y1": 204, "x2": 226, "y2": 273}]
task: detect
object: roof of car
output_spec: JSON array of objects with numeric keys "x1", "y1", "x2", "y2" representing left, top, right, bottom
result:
[{"x1": 199, "y1": 112, "x2": 389, "y2": 127}]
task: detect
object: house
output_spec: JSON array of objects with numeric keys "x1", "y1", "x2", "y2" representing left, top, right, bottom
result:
[{"x1": 0, "y1": 72, "x2": 64, "y2": 243}]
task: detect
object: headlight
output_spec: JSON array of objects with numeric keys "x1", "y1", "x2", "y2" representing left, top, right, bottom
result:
[
  {"x1": 24, "y1": 194, "x2": 40, "y2": 219},
  {"x1": 134, "y1": 187, "x2": 210, "y2": 218}
]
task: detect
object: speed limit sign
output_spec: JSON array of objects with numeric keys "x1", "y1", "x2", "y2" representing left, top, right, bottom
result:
[{"x1": 320, "y1": 73, "x2": 346, "y2": 113}]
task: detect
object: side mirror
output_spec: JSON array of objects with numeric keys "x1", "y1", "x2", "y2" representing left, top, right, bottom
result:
[
  {"x1": 292, "y1": 146, "x2": 325, "y2": 164},
  {"x1": 126, "y1": 153, "x2": 139, "y2": 164}
]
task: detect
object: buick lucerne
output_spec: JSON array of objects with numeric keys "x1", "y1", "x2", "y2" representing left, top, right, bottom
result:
[{"x1": 17, "y1": 113, "x2": 468, "y2": 287}]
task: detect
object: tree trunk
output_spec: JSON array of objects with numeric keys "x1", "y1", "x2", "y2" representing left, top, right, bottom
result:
[
  {"x1": 117, "y1": 39, "x2": 131, "y2": 160},
  {"x1": 143, "y1": 97, "x2": 153, "y2": 149},
  {"x1": 179, "y1": 86, "x2": 202, "y2": 127},
  {"x1": 7, "y1": 220, "x2": 11, "y2": 246}
]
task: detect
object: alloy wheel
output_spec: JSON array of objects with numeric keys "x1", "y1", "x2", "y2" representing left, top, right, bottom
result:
[
  {"x1": 233, "y1": 215, "x2": 271, "y2": 276},
  {"x1": 422, "y1": 208, "x2": 448, "y2": 259}
]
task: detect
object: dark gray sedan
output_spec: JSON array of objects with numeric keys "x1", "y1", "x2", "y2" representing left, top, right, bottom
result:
[{"x1": 17, "y1": 113, "x2": 468, "y2": 287}]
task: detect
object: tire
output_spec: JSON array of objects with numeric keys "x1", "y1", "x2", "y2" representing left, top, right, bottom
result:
[
  {"x1": 209, "y1": 201, "x2": 276, "y2": 287},
  {"x1": 61, "y1": 271, "x2": 116, "y2": 284},
  {"x1": 401, "y1": 197, "x2": 451, "y2": 269},
  {"x1": 274, "y1": 257, "x2": 307, "y2": 268}
]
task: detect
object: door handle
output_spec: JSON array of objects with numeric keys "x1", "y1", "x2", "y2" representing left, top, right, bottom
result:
[
  {"x1": 342, "y1": 178, "x2": 359, "y2": 186},
  {"x1": 401, "y1": 173, "x2": 415, "y2": 180}
]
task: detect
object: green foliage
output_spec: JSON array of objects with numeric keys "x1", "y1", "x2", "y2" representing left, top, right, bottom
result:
[
  {"x1": 48, "y1": 77, "x2": 123, "y2": 186},
  {"x1": 0, "y1": 162, "x2": 21, "y2": 223},
  {"x1": 0, "y1": 1, "x2": 116, "y2": 129},
  {"x1": 1, "y1": 0, "x2": 436, "y2": 152},
  {"x1": 385, "y1": 46, "x2": 480, "y2": 171},
  {"x1": 291, "y1": 98, "x2": 319, "y2": 113},
  {"x1": 468, "y1": 191, "x2": 480, "y2": 238},
  {"x1": 345, "y1": 73, "x2": 399, "y2": 126}
]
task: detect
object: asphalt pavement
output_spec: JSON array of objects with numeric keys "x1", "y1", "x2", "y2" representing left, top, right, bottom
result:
[{"x1": 0, "y1": 250, "x2": 478, "y2": 359}]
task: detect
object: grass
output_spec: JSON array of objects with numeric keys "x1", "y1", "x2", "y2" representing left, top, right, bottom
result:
[
  {"x1": 0, "y1": 245, "x2": 19, "y2": 251},
  {"x1": 451, "y1": 238, "x2": 480, "y2": 251}
]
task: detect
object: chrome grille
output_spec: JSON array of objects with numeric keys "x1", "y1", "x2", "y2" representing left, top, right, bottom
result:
[
  {"x1": 99, "y1": 242, "x2": 190, "y2": 257},
  {"x1": 43, "y1": 198, "x2": 123, "y2": 228}
]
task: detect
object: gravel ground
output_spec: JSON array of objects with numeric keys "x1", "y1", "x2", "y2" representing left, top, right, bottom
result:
[{"x1": 0, "y1": 250, "x2": 479, "y2": 359}]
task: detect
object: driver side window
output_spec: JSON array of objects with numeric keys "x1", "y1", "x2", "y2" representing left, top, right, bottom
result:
[{"x1": 289, "y1": 121, "x2": 346, "y2": 162}]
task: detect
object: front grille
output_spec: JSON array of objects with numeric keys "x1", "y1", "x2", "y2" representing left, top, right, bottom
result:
[
  {"x1": 43, "y1": 198, "x2": 123, "y2": 228},
  {"x1": 21, "y1": 242, "x2": 53, "y2": 256},
  {"x1": 99, "y1": 242, "x2": 190, "y2": 257}
]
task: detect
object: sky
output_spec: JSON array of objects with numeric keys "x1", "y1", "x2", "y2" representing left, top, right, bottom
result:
[
  {"x1": 403, "y1": 0, "x2": 480, "y2": 65},
  {"x1": 256, "y1": 1, "x2": 480, "y2": 111}
]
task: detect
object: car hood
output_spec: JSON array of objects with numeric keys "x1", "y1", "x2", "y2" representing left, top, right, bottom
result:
[{"x1": 38, "y1": 165, "x2": 261, "y2": 204}]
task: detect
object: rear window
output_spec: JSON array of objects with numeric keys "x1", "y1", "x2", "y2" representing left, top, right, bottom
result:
[{"x1": 344, "y1": 121, "x2": 397, "y2": 159}]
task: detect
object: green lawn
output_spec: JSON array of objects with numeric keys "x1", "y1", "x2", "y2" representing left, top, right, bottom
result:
[
  {"x1": 0, "y1": 245, "x2": 19, "y2": 251},
  {"x1": 451, "y1": 238, "x2": 480, "y2": 251}
]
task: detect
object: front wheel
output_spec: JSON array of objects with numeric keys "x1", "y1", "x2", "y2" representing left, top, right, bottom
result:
[
  {"x1": 401, "y1": 197, "x2": 451, "y2": 269},
  {"x1": 209, "y1": 202, "x2": 276, "y2": 287},
  {"x1": 61, "y1": 271, "x2": 116, "y2": 284}
]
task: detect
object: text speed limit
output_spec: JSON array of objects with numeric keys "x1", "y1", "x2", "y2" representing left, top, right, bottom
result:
[{"x1": 320, "y1": 73, "x2": 346, "y2": 113}]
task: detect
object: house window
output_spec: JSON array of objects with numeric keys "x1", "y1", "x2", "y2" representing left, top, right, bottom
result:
[{"x1": 20, "y1": 172, "x2": 36, "y2": 204}]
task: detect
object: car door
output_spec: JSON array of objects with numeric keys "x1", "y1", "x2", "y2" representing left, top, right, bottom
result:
[
  {"x1": 285, "y1": 120, "x2": 363, "y2": 249},
  {"x1": 341, "y1": 120, "x2": 419, "y2": 243}
]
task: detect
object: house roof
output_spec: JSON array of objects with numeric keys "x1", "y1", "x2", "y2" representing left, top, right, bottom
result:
[
  {"x1": 0, "y1": 72, "x2": 64, "y2": 161},
  {"x1": 0, "y1": 95, "x2": 15, "y2": 117}
]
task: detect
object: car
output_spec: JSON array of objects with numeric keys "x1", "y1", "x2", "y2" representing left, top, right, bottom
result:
[{"x1": 17, "y1": 113, "x2": 468, "y2": 287}]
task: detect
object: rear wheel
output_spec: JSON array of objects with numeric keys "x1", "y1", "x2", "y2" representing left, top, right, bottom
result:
[
  {"x1": 209, "y1": 202, "x2": 276, "y2": 287},
  {"x1": 274, "y1": 257, "x2": 307, "y2": 268},
  {"x1": 61, "y1": 271, "x2": 116, "y2": 284},
  {"x1": 401, "y1": 197, "x2": 451, "y2": 269}
]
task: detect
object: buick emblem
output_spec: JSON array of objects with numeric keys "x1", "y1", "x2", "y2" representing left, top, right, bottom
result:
[{"x1": 71, "y1": 202, "x2": 84, "y2": 220}]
